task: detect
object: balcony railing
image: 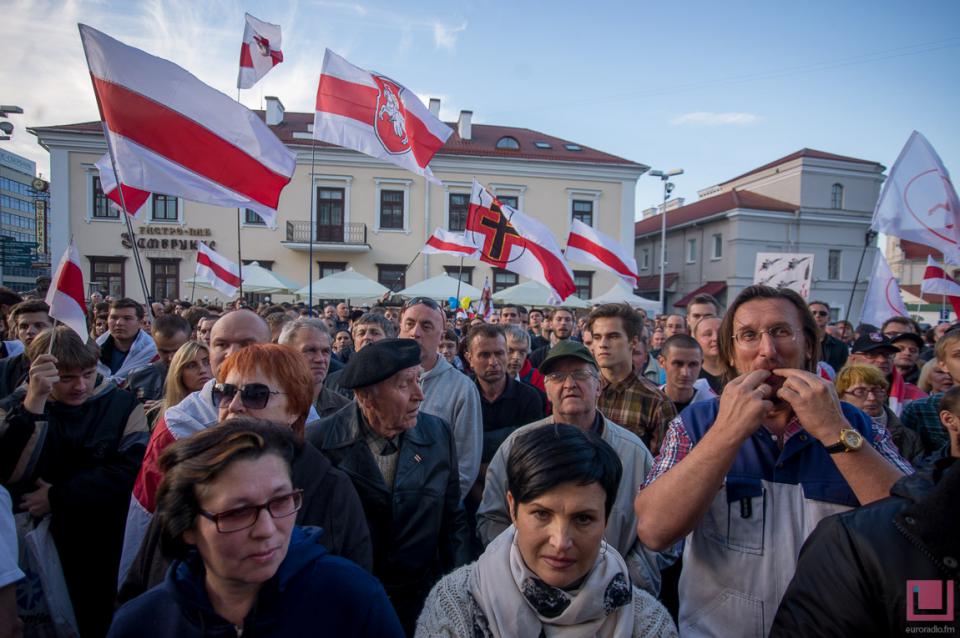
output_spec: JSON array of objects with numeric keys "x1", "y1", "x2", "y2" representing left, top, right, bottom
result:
[{"x1": 285, "y1": 221, "x2": 368, "y2": 245}]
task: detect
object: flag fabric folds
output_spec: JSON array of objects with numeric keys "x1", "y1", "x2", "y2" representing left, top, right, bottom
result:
[
  {"x1": 423, "y1": 228, "x2": 480, "y2": 258},
  {"x1": 237, "y1": 13, "x2": 283, "y2": 90},
  {"x1": 565, "y1": 219, "x2": 639, "y2": 288},
  {"x1": 196, "y1": 241, "x2": 243, "y2": 297},
  {"x1": 95, "y1": 153, "x2": 150, "y2": 216},
  {"x1": 477, "y1": 276, "x2": 494, "y2": 322},
  {"x1": 46, "y1": 239, "x2": 88, "y2": 340},
  {"x1": 79, "y1": 24, "x2": 296, "y2": 228},
  {"x1": 860, "y1": 254, "x2": 910, "y2": 328},
  {"x1": 313, "y1": 49, "x2": 452, "y2": 184},
  {"x1": 465, "y1": 180, "x2": 576, "y2": 304},
  {"x1": 871, "y1": 130, "x2": 960, "y2": 264},
  {"x1": 921, "y1": 256, "x2": 960, "y2": 317}
]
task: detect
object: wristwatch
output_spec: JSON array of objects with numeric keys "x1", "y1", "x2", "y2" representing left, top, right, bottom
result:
[{"x1": 824, "y1": 428, "x2": 864, "y2": 454}]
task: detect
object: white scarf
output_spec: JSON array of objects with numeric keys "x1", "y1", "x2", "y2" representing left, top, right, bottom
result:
[
  {"x1": 469, "y1": 526, "x2": 634, "y2": 638},
  {"x1": 96, "y1": 329, "x2": 158, "y2": 384}
]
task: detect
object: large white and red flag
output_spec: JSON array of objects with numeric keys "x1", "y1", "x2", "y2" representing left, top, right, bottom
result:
[
  {"x1": 79, "y1": 24, "x2": 296, "y2": 227},
  {"x1": 313, "y1": 49, "x2": 452, "y2": 184},
  {"x1": 921, "y1": 256, "x2": 960, "y2": 317},
  {"x1": 46, "y1": 239, "x2": 88, "y2": 340},
  {"x1": 95, "y1": 153, "x2": 150, "y2": 216},
  {"x1": 237, "y1": 13, "x2": 283, "y2": 90},
  {"x1": 565, "y1": 218, "x2": 639, "y2": 288},
  {"x1": 465, "y1": 180, "x2": 576, "y2": 304},
  {"x1": 196, "y1": 241, "x2": 242, "y2": 297},
  {"x1": 871, "y1": 131, "x2": 960, "y2": 264},
  {"x1": 860, "y1": 253, "x2": 910, "y2": 327},
  {"x1": 423, "y1": 228, "x2": 480, "y2": 258}
]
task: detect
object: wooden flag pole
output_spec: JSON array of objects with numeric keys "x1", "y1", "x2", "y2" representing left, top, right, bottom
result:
[{"x1": 46, "y1": 318, "x2": 59, "y2": 355}]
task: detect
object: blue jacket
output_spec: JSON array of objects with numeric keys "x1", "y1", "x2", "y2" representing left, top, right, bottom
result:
[{"x1": 108, "y1": 526, "x2": 403, "y2": 637}]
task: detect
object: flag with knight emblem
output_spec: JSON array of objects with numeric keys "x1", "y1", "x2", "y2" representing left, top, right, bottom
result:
[
  {"x1": 464, "y1": 180, "x2": 576, "y2": 304},
  {"x1": 237, "y1": 13, "x2": 284, "y2": 90},
  {"x1": 312, "y1": 49, "x2": 452, "y2": 184}
]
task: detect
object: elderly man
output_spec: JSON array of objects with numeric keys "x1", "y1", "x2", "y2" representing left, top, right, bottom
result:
[
  {"x1": 308, "y1": 339, "x2": 470, "y2": 634},
  {"x1": 96, "y1": 298, "x2": 158, "y2": 384},
  {"x1": 279, "y1": 318, "x2": 351, "y2": 417},
  {"x1": 847, "y1": 330, "x2": 926, "y2": 415},
  {"x1": 335, "y1": 302, "x2": 351, "y2": 332},
  {"x1": 477, "y1": 340, "x2": 665, "y2": 596},
  {"x1": 0, "y1": 299, "x2": 52, "y2": 398},
  {"x1": 635, "y1": 285, "x2": 912, "y2": 637},
  {"x1": 399, "y1": 297, "x2": 483, "y2": 500},
  {"x1": 325, "y1": 311, "x2": 396, "y2": 397}
]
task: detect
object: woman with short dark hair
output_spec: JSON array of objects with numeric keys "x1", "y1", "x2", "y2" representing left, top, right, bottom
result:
[
  {"x1": 109, "y1": 419, "x2": 403, "y2": 637},
  {"x1": 416, "y1": 424, "x2": 676, "y2": 637}
]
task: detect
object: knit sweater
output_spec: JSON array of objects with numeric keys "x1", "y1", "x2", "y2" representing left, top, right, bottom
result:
[{"x1": 414, "y1": 564, "x2": 678, "y2": 638}]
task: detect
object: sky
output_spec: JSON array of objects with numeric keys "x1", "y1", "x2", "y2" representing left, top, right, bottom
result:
[{"x1": 3, "y1": 0, "x2": 959, "y2": 217}]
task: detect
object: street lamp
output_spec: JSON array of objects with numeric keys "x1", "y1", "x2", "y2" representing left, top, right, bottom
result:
[
  {"x1": 0, "y1": 105, "x2": 23, "y2": 141},
  {"x1": 648, "y1": 168, "x2": 684, "y2": 316}
]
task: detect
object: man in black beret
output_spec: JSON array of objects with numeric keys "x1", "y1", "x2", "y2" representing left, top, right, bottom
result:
[{"x1": 306, "y1": 339, "x2": 471, "y2": 635}]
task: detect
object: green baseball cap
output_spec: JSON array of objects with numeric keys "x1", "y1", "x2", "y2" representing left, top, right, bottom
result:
[{"x1": 539, "y1": 339, "x2": 598, "y2": 375}]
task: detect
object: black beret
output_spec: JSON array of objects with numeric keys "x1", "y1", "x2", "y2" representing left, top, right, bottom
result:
[{"x1": 339, "y1": 338, "x2": 422, "y2": 389}]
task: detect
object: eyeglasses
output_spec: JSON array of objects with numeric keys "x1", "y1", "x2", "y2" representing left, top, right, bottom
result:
[
  {"x1": 212, "y1": 383, "x2": 285, "y2": 410},
  {"x1": 199, "y1": 489, "x2": 303, "y2": 533},
  {"x1": 403, "y1": 296, "x2": 440, "y2": 311},
  {"x1": 844, "y1": 387, "x2": 887, "y2": 399},
  {"x1": 733, "y1": 325, "x2": 798, "y2": 348},
  {"x1": 544, "y1": 369, "x2": 598, "y2": 384}
]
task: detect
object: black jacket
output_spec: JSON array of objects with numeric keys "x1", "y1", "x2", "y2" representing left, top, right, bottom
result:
[
  {"x1": 772, "y1": 452, "x2": 960, "y2": 637},
  {"x1": 307, "y1": 402, "x2": 471, "y2": 634},
  {"x1": 125, "y1": 361, "x2": 168, "y2": 402},
  {"x1": 0, "y1": 352, "x2": 28, "y2": 399},
  {"x1": 820, "y1": 333, "x2": 849, "y2": 373}
]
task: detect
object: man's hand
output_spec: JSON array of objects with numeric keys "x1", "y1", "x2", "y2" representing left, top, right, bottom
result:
[
  {"x1": 713, "y1": 369, "x2": 775, "y2": 442},
  {"x1": 774, "y1": 368, "x2": 848, "y2": 444},
  {"x1": 24, "y1": 354, "x2": 59, "y2": 415},
  {"x1": 21, "y1": 479, "x2": 51, "y2": 517}
]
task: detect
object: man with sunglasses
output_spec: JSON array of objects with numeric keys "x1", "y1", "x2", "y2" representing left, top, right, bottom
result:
[
  {"x1": 809, "y1": 300, "x2": 848, "y2": 373},
  {"x1": 399, "y1": 296, "x2": 483, "y2": 501}
]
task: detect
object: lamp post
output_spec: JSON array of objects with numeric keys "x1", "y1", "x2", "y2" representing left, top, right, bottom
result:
[{"x1": 648, "y1": 168, "x2": 683, "y2": 316}]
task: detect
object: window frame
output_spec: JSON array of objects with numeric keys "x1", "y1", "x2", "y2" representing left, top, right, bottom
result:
[
  {"x1": 149, "y1": 193, "x2": 181, "y2": 223},
  {"x1": 150, "y1": 257, "x2": 180, "y2": 300},
  {"x1": 317, "y1": 261, "x2": 347, "y2": 279},
  {"x1": 88, "y1": 173, "x2": 121, "y2": 221},
  {"x1": 831, "y1": 183, "x2": 844, "y2": 210},
  {"x1": 443, "y1": 265, "x2": 474, "y2": 286},
  {"x1": 374, "y1": 178, "x2": 412, "y2": 233},
  {"x1": 447, "y1": 192, "x2": 470, "y2": 232},
  {"x1": 711, "y1": 233, "x2": 723, "y2": 260},
  {"x1": 573, "y1": 270, "x2": 594, "y2": 300},
  {"x1": 686, "y1": 238, "x2": 697, "y2": 264},
  {"x1": 492, "y1": 268, "x2": 518, "y2": 293},
  {"x1": 377, "y1": 263, "x2": 407, "y2": 292},
  {"x1": 88, "y1": 256, "x2": 126, "y2": 297},
  {"x1": 242, "y1": 208, "x2": 268, "y2": 227},
  {"x1": 566, "y1": 188, "x2": 601, "y2": 229},
  {"x1": 828, "y1": 249, "x2": 842, "y2": 280}
]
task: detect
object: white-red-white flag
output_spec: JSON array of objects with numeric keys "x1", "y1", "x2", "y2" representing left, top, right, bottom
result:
[
  {"x1": 79, "y1": 24, "x2": 296, "y2": 227},
  {"x1": 95, "y1": 153, "x2": 150, "y2": 216},
  {"x1": 565, "y1": 219, "x2": 639, "y2": 288},
  {"x1": 921, "y1": 256, "x2": 960, "y2": 296},
  {"x1": 313, "y1": 49, "x2": 452, "y2": 184},
  {"x1": 860, "y1": 254, "x2": 910, "y2": 327},
  {"x1": 871, "y1": 131, "x2": 960, "y2": 264},
  {"x1": 465, "y1": 180, "x2": 576, "y2": 304},
  {"x1": 196, "y1": 242, "x2": 242, "y2": 297},
  {"x1": 477, "y1": 276, "x2": 494, "y2": 322},
  {"x1": 46, "y1": 239, "x2": 88, "y2": 340},
  {"x1": 423, "y1": 228, "x2": 480, "y2": 258},
  {"x1": 237, "y1": 13, "x2": 283, "y2": 90}
]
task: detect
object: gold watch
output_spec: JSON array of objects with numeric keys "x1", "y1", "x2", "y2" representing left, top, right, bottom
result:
[{"x1": 824, "y1": 428, "x2": 864, "y2": 454}]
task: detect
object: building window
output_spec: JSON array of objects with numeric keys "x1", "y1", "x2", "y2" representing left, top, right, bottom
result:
[
  {"x1": 497, "y1": 195, "x2": 518, "y2": 209},
  {"x1": 492, "y1": 268, "x2": 518, "y2": 293},
  {"x1": 712, "y1": 234, "x2": 723, "y2": 260},
  {"x1": 641, "y1": 248, "x2": 650, "y2": 270},
  {"x1": 317, "y1": 262, "x2": 346, "y2": 278},
  {"x1": 828, "y1": 249, "x2": 841, "y2": 280},
  {"x1": 242, "y1": 260, "x2": 274, "y2": 271},
  {"x1": 572, "y1": 200, "x2": 593, "y2": 226},
  {"x1": 495, "y1": 136, "x2": 520, "y2": 150},
  {"x1": 92, "y1": 177, "x2": 118, "y2": 219},
  {"x1": 244, "y1": 209, "x2": 266, "y2": 225},
  {"x1": 831, "y1": 183, "x2": 844, "y2": 209},
  {"x1": 151, "y1": 194, "x2": 178, "y2": 222},
  {"x1": 686, "y1": 238, "x2": 697, "y2": 264},
  {"x1": 377, "y1": 264, "x2": 406, "y2": 292},
  {"x1": 379, "y1": 190, "x2": 404, "y2": 230},
  {"x1": 444, "y1": 265, "x2": 474, "y2": 285},
  {"x1": 573, "y1": 270, "x2": 593, "y2": 299},
  {"x1": 150, "y1": 258, "x2": 179, "y2": 300},
  {"x1": 316, "y1": 187, "x2": 345, "y2": 242},
  {"x1": 89, "y1": 256, "x2": 124, "y2": 297},
  {"x1": 448, "y1": 193, "x2": 469, "y2": 232}
]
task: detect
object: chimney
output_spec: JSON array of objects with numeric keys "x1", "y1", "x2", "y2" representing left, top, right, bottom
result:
[
  {"x1": 265, "y1": 96, "x2": 285, "y2": 126},
  {"x1": 457, "y1": 110, "x2": 472, "y2": 141},
  {"x1": 428, "y1": 98, "x2": 441, "y2": 118}
]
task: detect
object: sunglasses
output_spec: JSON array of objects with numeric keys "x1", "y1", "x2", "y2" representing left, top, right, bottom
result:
[
  {"x1": 212, "y1": 382, "x2": 285, "y2": 410},
  {"x1": 403, "y1": 296, "x2": 441, "y2": 311}
]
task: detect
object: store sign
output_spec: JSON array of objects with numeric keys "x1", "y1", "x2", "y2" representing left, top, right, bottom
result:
[
  {"x1": 121, "y1": 225, "x2": 217, "y2": 252},
  {"x1": 0, "y1": 148, "x2": 35, "y2": 175},
  {"x1": 35, "y1": 199, "x2": 46, "y2": 254}
]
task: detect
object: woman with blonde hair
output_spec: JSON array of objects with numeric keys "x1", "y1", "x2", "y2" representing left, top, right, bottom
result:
[
  {"x1": 917, "y1": 358, "x2": 955, "y2": 394},
  {"x1": 145, "y1": 341, "x2": 212, "y2": 430}
]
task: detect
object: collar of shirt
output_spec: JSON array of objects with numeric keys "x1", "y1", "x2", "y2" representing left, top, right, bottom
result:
[
  {"x1": 600, "y1": 366, "x2": 642, "y2": 394},
  {"x1": 358, "y1": 410, "x2": 400, "y2": 455}
]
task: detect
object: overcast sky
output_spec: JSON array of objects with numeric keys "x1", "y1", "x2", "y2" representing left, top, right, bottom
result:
[{"x1": 4, "y1": 0, "x2": 959, "y2": 216}]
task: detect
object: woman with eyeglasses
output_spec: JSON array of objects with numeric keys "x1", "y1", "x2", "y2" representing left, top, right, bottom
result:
[
  {"x1": 108, "y1": 419, "x2": 403, "y2": 637},
  {"x1": 145, "y1": 341, "x2": 212, "y2": 430},
  {"x1": 836, "y1": 364, "x2": 924, "y2": 465}
]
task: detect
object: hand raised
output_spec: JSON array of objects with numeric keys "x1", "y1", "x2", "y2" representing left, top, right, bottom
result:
[
  {"x1": 24, "y1": 354, "x2": 59, "y2": 414},
  {"x1": 713, "y1": 369, "x2": 775, "y2": 442},
  {"x1": 773, "y1": 368, "x2": 848, "y2": 443}
]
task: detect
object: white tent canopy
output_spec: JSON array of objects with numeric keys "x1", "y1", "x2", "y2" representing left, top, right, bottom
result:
[
  {"x1": 184, "y1": 261, "x2": 301, "y2": 295},
  {"x1": 492, "y1": 281, "x2": 591, "y2": 309},
  {"x1": 397, "y1": 274, "x2": 483, "y2": 301},
  {"x1": 295, "y1": 268, "x2": 389, "y2": 300},
  {"x1": 589, "y1": 281, "x2": 660, "y2": 312}
]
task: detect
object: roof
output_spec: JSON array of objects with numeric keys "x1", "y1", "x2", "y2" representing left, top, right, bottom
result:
[
  {"x1": 900, "y1": 239, "x2": 942, "y2": 261},
  {"x1": 719, "y1": 148, "x2": 884, "y2": 186},
  {"x1": 634, "y1": 189, "x2": 797, "y2": 237},
  {"x1": 29, "y1": 112, "x2": 644, "y2": 167},
  {"x1": 634, "y1": 273, "x2": 678, "y2": 294},
  {"x1": 673, "y1": 281, "x2": 727, "y2": 308}
]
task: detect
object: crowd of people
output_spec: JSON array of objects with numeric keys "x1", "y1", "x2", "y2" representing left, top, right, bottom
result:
[{"x1": 0, "y1": 283, "x2": 957, "y2": 636}]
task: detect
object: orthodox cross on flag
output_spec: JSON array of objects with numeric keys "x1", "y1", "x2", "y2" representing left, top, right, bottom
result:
[
  {"x1": 921, "y1": 256, "x2": 960, "y2": 317},
  {"x1": 871, "y1": 131, "x2": 960, "y2": 264},
  {"x1": 196, "y1": 242, "x2": 242, "y2": 297},
  {"x1": 423, "y1": 228, "x2": 480, "y2": 258},
  {"x1": 465, "y1": 180, "x2": 576, "y2": 304},
  {"x1": 46, "y1": 239, "x2": 88, "y2": 340},
  {"x1": 79, "y1": 24, "x2": 296, "y2": 227},
  {"x1": 237, "y1": 13, "x2": 283, "y2": 90},
  {"x1": 860, "y1": 253, "x2": 910, "y2": 328},
  {"x1": 565, "y1": 219, "x2": 639, "y2": 288},
  {"x1": 95, "y1": 153, "x2": 150, "y2": 216},
  {"x1": 313, "y1": 49, "x2": 453, "y2": 184}
]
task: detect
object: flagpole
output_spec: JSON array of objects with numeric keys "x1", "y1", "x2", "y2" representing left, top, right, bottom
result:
[
  {"x1": 308, "y1": 137, "x2": 318, "y2": 313},
  {"x1": 46, "y1": 318, "x2": 59, "y2": 355},
  {"x1": 391, "y1": 251, "x2": 422, "y2": 296},
  {"x1": 236, "y1": 87, "x2": 245, "y2": 302},
  {"x1": 190, "y1": 268, "x2": 197, "y2": 303},
  {"x1": 455, "y1": 255, "x2": 464, "y2": 302},
  {"x1": 843, "y1": 229, "x2": 876, "y2": 330}
]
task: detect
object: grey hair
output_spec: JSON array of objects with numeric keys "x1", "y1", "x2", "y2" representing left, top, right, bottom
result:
[
  {"x1": 352, "y1": 312, "x2": 397, "y2": 339},
  {"x1": 502, "y1": 324, "x2": 530, "y2": 349},
  {"x1": 278, "y1": 317, "x2": 331, "y2": 344}
]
